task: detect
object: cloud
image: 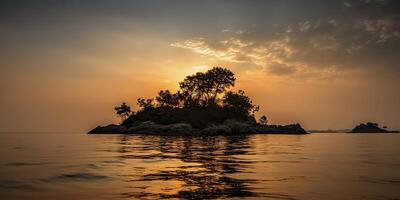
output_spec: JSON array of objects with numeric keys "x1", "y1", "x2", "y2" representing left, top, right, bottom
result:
[
  {"x1": 170, "y1": 38, "x2": 248, "y2": 63},
  {"x1": 169, "y1": 0, "x2": 400, "y2": 79},
  {"x1": 344, "y1": 1, "x2": 352, "y2": 7},
  {"x1": 359, "y1": 19, "x2": 400, "y2": 42},
  {"x1": 298, "y1": 21, "x2": 312, "y2": 32},
  {"x1": 171, "y1": 36, "x2": 295, "y2": 75}
]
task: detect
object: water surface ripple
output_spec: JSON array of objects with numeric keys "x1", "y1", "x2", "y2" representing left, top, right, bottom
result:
[{"x1": 0, "y1": 133, "x2": 399, "y2": 199}]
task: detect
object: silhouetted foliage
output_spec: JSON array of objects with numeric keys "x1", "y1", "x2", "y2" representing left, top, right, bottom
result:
[
  {"x1": 206, "y1": 67, "x2": 236, "y2": 104},
  {"x1": 222, "y1": 90, "x2": 259, "y2": 117},
  {"x1": 366, "y1": 122, "x2": 379, "y2": 127},
  {"x1": 179, "y1": 72, "x2": 210, "y2": 107},
  {"x1": 179, "y1": 67, "x2": 235, "y2": 106},
  {"x1": 137, "y1": 98, "x2": 155, "y2": 110},
  {"x1": 121, "y1": 67, "x2": 260, "y2": 128},
  {"x1": 258, "y1": 115, "x2": 268, "y2": 125},
  {"x1": 114, "y1": 102, "x2": 131, "y2": 123},
  {"x1": 156, "y1": 90, "x2": 180, "y2": 108}
]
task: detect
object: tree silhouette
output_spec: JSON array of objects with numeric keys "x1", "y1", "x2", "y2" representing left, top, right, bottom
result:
[
  {"x1": 137, "y1": 98, "x2": 154, "y2": 110},
  {"x1": 366, "y1": 122, "x2": 379, "y2": 127},
  {"x1": 114, "y1": 102, "x2": 132, "y2": 123},
  {"x1": 206, "y1": 67, "x2": 235, "y2": 104},
  {"x1": 121, "y1": 67, "x2": 261, "y2": 127},
  {"x1": 156, "y1": 90, "x2": 180, "y2": 108},
  {"x1": 179, "y1": 72, "x2": 209, "y2": 106},
  {"x1": 258, "y1": 115, "x2": 268, "y2": 125},
  {"x1": 179, "y1": 67, "x2": 235, "y2": 106},
  {"x1": 223, "y1": 90, "x2": 259, "y2": 116}
]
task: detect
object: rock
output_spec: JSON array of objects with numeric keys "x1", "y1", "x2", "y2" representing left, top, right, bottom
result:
[
  {"x1": 220, "y1": 119, "x2": 308, "y2": 134},
  {"x1": 350, "y1": 122, "x2": 389, "y2": 133},
  {"x1": 249, "y1": 123, "x2": 308, "y2": 134},
  {"x1": 88, "y1": 120, "x2": 308, "y2": 135},
  {"x1": 126, "y1": 121, "x2": 197, "y2": 135},
  {"x1": 200, "y1": 124, "x2": 232, "y2": 135},
  {"x1": 223, "y1": 119, "x2": 252, "y2": 134},
  {"x1": 88, "y1": 124, "x2": 127, "y2": 134},
  {"x1": 249, "y1": 126, "x2": 274, "y2": 133},
  {"x1": 167, "y1": 123, "x2": 197, "y2": 135},
  {"x1": 279, "y1": 123, "x2": 308, "y2": 134},
  {"x1": 127, "y1": 121, "x2": 169, "y2": 134}
]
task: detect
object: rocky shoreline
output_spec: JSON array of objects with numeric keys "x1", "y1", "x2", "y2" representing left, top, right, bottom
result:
[{"x1": 88, "y1": 120, "x2": 308, "y2": 135}]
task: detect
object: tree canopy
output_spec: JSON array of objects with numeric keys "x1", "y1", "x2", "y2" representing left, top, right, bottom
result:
[
  {"x1": 114, "y1": 102, "x2": 131, "y2": 123},
  {"x1": 222, "y1": 90, "x2": 259, "y2": 116},
  {"x1": 179, "y1": 67, "x2": 235, "y2": 106},
  {"x1": 155, "y1": 90, "x2": 180, "y2": 108},
  {"x1": 117, "y1": 67, "x2": 264, "y2": 128}
]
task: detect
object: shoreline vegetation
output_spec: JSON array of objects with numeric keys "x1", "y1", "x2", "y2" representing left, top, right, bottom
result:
[{"x1": 89, "y1": 67, "x2": 307, "y2": 135}]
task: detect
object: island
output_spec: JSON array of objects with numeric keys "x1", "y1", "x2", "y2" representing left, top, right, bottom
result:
[
  {"x1": 349, "y1": 122, "x2": 399, "y2": 133},
  {"x1": 89, "y1": 67, "x2": 307, "y2": 135}
]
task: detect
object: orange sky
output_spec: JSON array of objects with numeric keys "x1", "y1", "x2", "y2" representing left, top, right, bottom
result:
[{"x1": 0, "y1": 0, "x2": 399, "y2": 132}]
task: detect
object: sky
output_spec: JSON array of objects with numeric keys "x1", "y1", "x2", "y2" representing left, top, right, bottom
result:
[{"x1": 0, "y1": 0, "x2": 399, "y2": 132}]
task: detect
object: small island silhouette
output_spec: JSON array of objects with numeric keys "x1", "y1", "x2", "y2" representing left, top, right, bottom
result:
[
  {"x1": 89, "y1": 67, "x2": 307, "y2": 135},
  {"x1": 350, "y1": 122, "x2": 399, "y2": 133}
]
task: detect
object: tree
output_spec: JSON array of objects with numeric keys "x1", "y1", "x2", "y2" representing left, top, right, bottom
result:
[
  {"x1": 179, "y1": 72, "x2": 209, "y2": 106},
  {"x1": 178, "y1": 67, "x2": 235, "y2": 106},
  {"x1": 109, "y1": 67, "x2": 270, "y2": 129},
  {"x1": 114, "y1": 102, "x2": 131, "y2": 123},
  {"x1": 223, "y1": 90, "x2": 259, "y2": 116},
  {"x1": 156, "y1": 90, "x2": 180, "y2": 108},
  {"x1": 206, "y1": 67, "x2": 235, "y2": 104},
  {"x1": 259, "y1": 115, "x2": 268, "y2": 125},
  {"x1": 366, "y1": 122, "x2": 379, "y2": 127},
  {"x1": 137, "y1": 98, "x2": 154, "y2": 110}
]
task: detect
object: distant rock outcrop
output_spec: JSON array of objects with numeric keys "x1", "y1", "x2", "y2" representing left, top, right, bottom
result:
[
  {"x1": 88, "y1": 120, "x2": 308, "y2": 135},
  {"x1": 350, "y1": 122, "x2": 398, "y2": 133},
  {"x1": 88, "y1": 124, "x2": 128, "y2": 134}
]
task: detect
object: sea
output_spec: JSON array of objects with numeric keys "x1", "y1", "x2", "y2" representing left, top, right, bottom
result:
[{"x1": 0, "y1": 132, "x2": 399, "y2": 200}]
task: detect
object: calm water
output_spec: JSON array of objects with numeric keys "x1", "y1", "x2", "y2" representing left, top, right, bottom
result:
[{"x1": 0, "y1": 133, "x2": 400, "y2": 200}]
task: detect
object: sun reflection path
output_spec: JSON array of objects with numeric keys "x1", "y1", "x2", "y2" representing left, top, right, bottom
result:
[{"x1": 114, "y1": 135, "x2": 261, "y2": 199}]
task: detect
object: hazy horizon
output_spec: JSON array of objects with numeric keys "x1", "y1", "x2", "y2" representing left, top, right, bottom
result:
[{"x1": 1, "y1": 0, "x2": 400, "y2": 132}]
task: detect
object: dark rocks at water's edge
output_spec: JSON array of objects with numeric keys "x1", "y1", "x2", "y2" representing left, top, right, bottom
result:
[
  {"x1": 350, "y1": 122, "x2": 399, "y2": 133},
  {"x1": 88, "y1": 120, "x2": 308, "y2": 135},
  {"x1": 88, "y1": 124, "x2": 127, "y2": 134}
]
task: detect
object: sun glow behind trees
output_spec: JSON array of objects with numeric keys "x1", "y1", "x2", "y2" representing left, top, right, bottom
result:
[{"x1": 118, "y1": 67, "x2": 264, "y2": 129}]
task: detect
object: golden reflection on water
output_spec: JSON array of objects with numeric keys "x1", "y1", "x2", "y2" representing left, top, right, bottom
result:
[
  {"x1": 0, "y1": 133, "x2": 400, "y2": 199},
  {"x1": 111, "y1": 135, "x2": 258, "y2": 199}
]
